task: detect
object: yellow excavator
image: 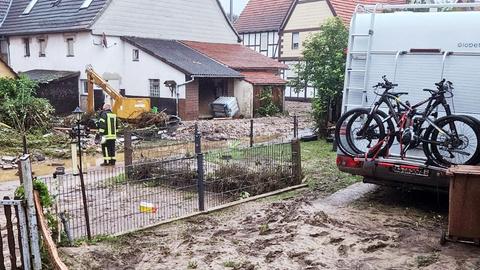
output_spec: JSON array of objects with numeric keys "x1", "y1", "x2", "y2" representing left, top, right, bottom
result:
[{"x1": 86, "y1": 66, "x2": 150, "y2": 119}]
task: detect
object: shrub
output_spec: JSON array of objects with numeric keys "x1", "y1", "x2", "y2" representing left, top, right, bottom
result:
[{"x1": 256, "y1": 87, "x2": 280, "y2": 117}]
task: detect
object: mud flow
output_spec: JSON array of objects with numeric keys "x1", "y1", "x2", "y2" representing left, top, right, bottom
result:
[{"x1": 61, "y1": 185, "x2": 480, "y2": 270}]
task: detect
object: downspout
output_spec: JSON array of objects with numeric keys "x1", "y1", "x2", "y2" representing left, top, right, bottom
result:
[{"x1": 176, "y1": 76, "x2": 196, "y2": 117}]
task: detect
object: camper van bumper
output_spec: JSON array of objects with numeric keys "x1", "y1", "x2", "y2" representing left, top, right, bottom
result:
[{"x1": 337, "y1": 155, "x2": 450, "y2": 191}]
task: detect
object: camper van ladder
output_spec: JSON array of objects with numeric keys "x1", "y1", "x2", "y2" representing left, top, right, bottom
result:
[{"x1": 342, "y1": 4, "x2": 378, "y2": 113}]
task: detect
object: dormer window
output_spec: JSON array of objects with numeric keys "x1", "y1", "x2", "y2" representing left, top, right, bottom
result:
[
  {"x1": 23, "y1": 0, "x2": 38, "y2": 14},
  {"x1": 80, "y1": 0, "x2": 94, "y2": 9}
]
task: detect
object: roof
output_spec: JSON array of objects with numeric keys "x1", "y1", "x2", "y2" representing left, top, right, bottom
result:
[
  {"x1": 182, "y1": 41, "x2": 288, "y2": 70},
  {"x1": 0, "y1": 0, "x2": 109, "y2": 35},
  {"x1": 0, "y1": 0, "x2": 12, "y2": 26},
  {"x1": 122, "y1": 37, "x2": 243, "y2": 78},
  {"x1": 20, "y1": 70, "x2": 80, "y2": 83},
  {"x1": 234, "y1": 0, "x2": 295, "y2": 33},
  {"x1": 328, "y1": 0, "x2": 407, "y2": 24},
  {"x1": 0, "y1": 58, "x2": 17, "y2": 78},
  {"x1": 241, "y1": 71, "x2": 287, "y2": 85}
]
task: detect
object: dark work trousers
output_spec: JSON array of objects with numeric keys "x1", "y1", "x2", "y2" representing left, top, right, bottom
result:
[{"x1": 101, "y1": 139, "x2": 116, "y2": 164}]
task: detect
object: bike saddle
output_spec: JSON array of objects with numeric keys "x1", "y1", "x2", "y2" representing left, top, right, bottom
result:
[{"x1": 390, "y1": 92, "x2": 409, "y2": 97}]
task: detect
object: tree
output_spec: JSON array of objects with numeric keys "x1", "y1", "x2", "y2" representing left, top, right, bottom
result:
[
  {"x1": 0, "y1": 75, "x2": 54, "y2": 153},
  {"x1": 290, "y1": 17, "x2": 348, "y2": 137}
]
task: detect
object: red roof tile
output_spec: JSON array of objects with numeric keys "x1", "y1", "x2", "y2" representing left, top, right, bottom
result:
[
  {"x1": 329, "y1": 0, "x2": 407, "y2": 24},
  {"x1": 241, "y1": 71, "x2": 287, "y2": 85},
  {"x1": 182, "y1": 41, "x2": 288, "y2": 70},
  {"x1": 234, "y1": 0, "x2": 295, "y2": 33}
]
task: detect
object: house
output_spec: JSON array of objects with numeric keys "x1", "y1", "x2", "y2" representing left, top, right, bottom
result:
[
  {"x1": 0, "y1": 58, "x2": 16, "y2": 78},
  {"x1": 0, "y1": 0, "x2": 286, "y2": 120},
  {"x1": 234, "y1": 0, "x2": 295, "y2": 59},
  {"x1": 235, "y1": 0, "x2": 406, "y2": 101}
]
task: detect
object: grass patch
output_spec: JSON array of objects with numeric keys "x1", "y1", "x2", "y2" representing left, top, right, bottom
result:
[
  {"x1": 301, "y1": 140, "x2": 361, "y2": 195},
  {"x1": 416, "y1": 253, "x2": 439, "y2": 268}
]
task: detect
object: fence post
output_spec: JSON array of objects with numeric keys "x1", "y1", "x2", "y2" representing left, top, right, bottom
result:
[
  {"x1": 20, "y1": 155, "x2": 42, "y2": 270},
  {"x1": 291, "y1": 139, "x2": 302, "y2": 184},
  {"x1": 3, "y1": 196, "x2": 17, "y2": 269},
  {"x1": 250, "y1": 119, "x2": 254, "y2": 147},
  {"x1": 293, "y1": 114, "x2": 298, "y2": 139},
  {"x1": 124, "y1": 129, "x2": 133, "y2": 179},
  {"x1": 195, "y1": 124, "x2": 205, "y2": 211}
]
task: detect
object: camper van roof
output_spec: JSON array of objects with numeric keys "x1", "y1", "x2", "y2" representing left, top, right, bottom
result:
[{"x1": 357, "y1": 2, "x2": 480, "y2": 12}]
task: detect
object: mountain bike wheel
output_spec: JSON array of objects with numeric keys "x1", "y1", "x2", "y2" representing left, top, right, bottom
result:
[
  {"x1": 423, "y1": 115, "x2": 480, "y2": 166},
  {"x1": 345, "y1": 109, "x2": 390, "y2": 156},
  {"x1": 335, "y1": 108, "x2": 366, "y2": 156}
]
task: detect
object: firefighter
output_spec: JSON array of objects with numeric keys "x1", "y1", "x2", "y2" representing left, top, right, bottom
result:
[{"x1": 97, "y1": 103, "x2": 117, "y2": 166}]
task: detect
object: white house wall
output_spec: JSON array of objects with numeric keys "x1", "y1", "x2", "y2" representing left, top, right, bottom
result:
[
  {"x1": 9, "y1": 32, "x2": 187, "y2": 99},
  {"x1": 234, "y1": 79, "x2": 254, "y2": 118},
  {"x1": 91, "y1": 0, "x2": 238, "y2": 44}
]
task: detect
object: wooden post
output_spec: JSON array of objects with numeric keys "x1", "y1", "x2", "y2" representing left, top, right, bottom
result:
[
  {"x1": 15, "y1": 202, "x2": 31, "y2": 270},
  {"x1": 124, "y1": 129, "x2": 133, "y2": 179},
  {"x1": 291, "y1": 139, "x2": 302, "y2": 184},
  {"x1": 20, "y1": 155, "x2": 42, "y2": 270},
  {"x1": 3, "y1": 197, "x2": 17, "y2": 269},
  {"x1": 0, "y1": 227, "x2": 4, "y2": 270}
]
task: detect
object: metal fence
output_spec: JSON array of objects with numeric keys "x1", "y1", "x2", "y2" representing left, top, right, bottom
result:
[{"x1": 40, "y1": 130, "x2": 301, "y2": 241}]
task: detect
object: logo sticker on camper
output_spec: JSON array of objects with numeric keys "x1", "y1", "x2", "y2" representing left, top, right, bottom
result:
[{"x1": 458, "y1": 42, "x2": 480, "y2": 48}]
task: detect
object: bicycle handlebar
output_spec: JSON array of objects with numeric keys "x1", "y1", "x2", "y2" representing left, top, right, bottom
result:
[{"x1": 372, "y1": 75, "x2": 398, "y2": 89}]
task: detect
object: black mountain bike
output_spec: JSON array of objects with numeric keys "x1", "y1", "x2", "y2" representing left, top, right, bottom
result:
[{"x1": 335, "y1": 76, "x2": 480, "y2": 167}]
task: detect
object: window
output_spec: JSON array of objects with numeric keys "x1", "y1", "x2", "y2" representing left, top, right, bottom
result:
[
  {"x1": 0, "y1": 39, "x2": 8, "y2": 63},
  {"x1": 23, "y1": 0, "x2": 38, "y2": 14},
  {"x1": 38, "y1": 38, "x2": 46, "y2": 57},
  {"x1": 292, "y1": 32, "x2": 300, "y2": 50},
  {"x1": 132, "y1": 49, "x2": 139, "y2": 61},
  {"x1": 149, "y1": 79, "x2": 161, "y2": 97},
  {"x1": 23, "y1": 38, "x2": 30, "y2": 57},
  {"x1": 260, "y1": 32, "x2": 268, "y2": 51},
  {"x1": 80, "y1": 0, "x2": 94, "y2": 9},
  {"x1": 81, "y1": 79, "x2": 88, "y2": 94},
  {"x1": 66, "y1": 38, "x2": 74, "y2": 57}
]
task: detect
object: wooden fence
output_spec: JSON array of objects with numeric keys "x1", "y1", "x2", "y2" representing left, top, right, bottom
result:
[{"x1": 0, "y1": 197, "x2": 30, "y2": 270}]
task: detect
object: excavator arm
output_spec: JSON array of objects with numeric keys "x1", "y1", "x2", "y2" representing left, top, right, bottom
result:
[{"x1": 85, "y1": 65, "x2": 150, "y2": 119}]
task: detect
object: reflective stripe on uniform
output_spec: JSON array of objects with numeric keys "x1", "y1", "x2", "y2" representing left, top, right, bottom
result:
[
  {"x1": 103, "y1": 145, "x2": 111, "y2": 161},
  {"x1": 105, "y1": 113, "x2": 117, "y2": 140}
]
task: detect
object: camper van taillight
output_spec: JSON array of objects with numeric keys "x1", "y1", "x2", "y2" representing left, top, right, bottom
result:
[{"x1": 336, "y1": 155, "x2": 362, "y2": 168}]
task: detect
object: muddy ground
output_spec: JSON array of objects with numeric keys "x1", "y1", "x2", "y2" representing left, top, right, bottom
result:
[{"x1": 61, "y1": 183, "x2": 480, "y2": 270}]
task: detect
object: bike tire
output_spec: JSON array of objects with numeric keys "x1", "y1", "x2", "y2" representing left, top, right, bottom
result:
[
  {"x1": 423, "y1": 115, "x2": 480, "y2": 166},
  {"x1": 345, "y1": 109, "x2": 388, "y2": 156},
  {"x1": 335, "y1": 108, "x2": 373, "y2": 156}
]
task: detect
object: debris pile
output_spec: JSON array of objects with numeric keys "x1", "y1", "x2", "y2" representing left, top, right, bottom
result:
[
  {"x1": 132, "y1": 112, "x2": 170, "y2": 128},
  {"x1": 1, "y1": 156, "x2": 18, "y2": 170}
]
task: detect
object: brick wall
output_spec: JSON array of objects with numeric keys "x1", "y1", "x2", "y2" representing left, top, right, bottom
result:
[{"x1": 178, "y1": 79, "x2": 199, "y2": 120}]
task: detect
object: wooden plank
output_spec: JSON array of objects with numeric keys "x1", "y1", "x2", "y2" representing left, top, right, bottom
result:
[
  {"x1": 3, "y1": 197, "x2": 17, "y2": 270},
  {"x1": 33, "y1": 191, "x2": 69, "y2": 270},
  {"x1": 0, "y1": 226, "x2": 5, "y2": 270},
  {"x1": 15, "y1": 204, "x2": 31, "y2": 270},
  {"x1": 13, "y1": 205, "x2": 24, "y2": 270}
]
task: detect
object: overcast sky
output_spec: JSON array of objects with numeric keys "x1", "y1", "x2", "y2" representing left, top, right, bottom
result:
[{"x1": 219, "y1": 0, "x2": 249, "y2": 15}]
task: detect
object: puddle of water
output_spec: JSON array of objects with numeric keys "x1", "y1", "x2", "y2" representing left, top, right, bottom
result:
[{"x1": 0, "y1": 153, "x2": 126, "y2": 182}]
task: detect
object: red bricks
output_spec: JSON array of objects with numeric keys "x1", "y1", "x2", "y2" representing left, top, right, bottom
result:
[{"x1": 180, "y1": 79, "x2": 199, "y2": 121}]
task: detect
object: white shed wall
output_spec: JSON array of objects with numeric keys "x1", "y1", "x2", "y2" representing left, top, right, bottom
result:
[{"x1": 234, "y1": 79, "x2": 254, "y2": 118}]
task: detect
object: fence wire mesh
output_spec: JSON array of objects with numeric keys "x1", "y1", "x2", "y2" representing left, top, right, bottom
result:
[{"x1": 39, "y1": 118, "x2": 301, "y2": 241}]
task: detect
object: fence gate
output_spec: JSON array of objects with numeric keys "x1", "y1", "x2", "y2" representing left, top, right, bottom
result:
[{"x1": 0, "y1": 197, "x2": 31, "y2": 270}]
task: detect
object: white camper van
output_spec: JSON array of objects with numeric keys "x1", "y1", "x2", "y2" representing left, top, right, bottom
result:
[{"x1": 337, "y1": 3, "x2": 480, "y2": 190}]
